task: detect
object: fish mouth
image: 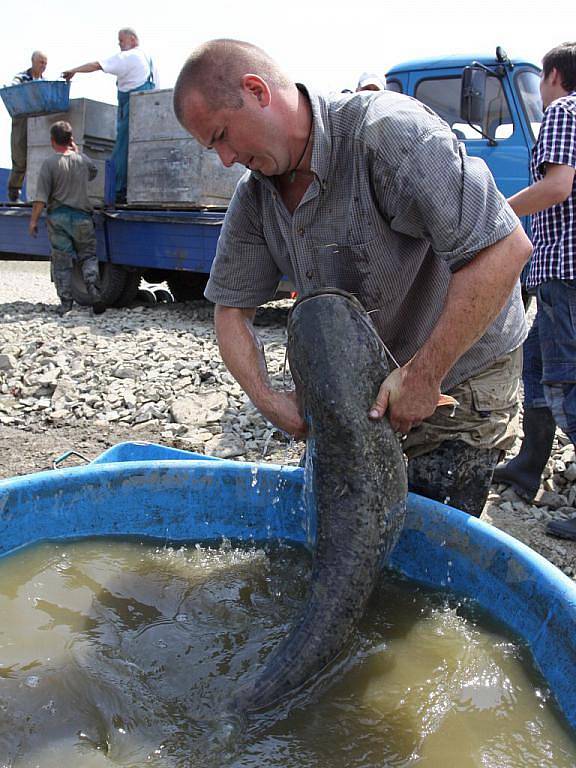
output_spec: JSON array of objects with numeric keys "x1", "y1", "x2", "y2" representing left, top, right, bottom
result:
[
  {"x1": 288, "y1": 288, "x2": 384, "y2": 357},
  {"x1": 289, "y1": 287, "x2": 367, "y2": 318}
]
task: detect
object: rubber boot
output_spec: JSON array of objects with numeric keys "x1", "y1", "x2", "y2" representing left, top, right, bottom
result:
[
  {"x1": 87, "y1": 284, "x2": 106, "y2": 315},
  {"x1": 56, "y1": 299, "x2": 73, "y2": 317},
  {"x1": 408, "y1": 439, "x2": 501, "y2": 517},
  {"x1": 546, "y1": 517, "x2": 576, "y2": 541},
  {"x1": 492, "y1": 407, "x2": 556, "y2": 502}
]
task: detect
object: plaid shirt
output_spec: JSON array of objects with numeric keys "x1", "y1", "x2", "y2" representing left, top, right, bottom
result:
[
  {"x1": 206, "y1": 86, "x2": 525, "y2": 391},
  {"x1": 526, "y1": 91, "x2": 576, "y2": 289}
]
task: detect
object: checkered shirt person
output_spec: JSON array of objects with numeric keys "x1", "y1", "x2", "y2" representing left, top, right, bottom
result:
[{"x1": 526, "y1": 91, "x2": 576, "y2": 289}]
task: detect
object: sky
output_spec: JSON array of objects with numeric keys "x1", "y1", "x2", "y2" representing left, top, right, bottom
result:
[{"x1": 0, "y1": 0, "x2": 571, "y2": 170}]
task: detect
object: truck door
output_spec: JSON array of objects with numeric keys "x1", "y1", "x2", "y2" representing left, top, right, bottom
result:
[{"x1": 408, "y1": 68, "x2": 530, "y2": 200}]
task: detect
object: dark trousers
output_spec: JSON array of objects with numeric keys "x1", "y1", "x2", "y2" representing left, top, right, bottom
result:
[{"x1": 8, "y1": 117, "x2": 27, "y2": 197}]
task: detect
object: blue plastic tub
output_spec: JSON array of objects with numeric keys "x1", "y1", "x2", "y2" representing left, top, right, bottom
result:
[
  {"x1": 0, "y1": 80, "x2": 70, "y2": 118},
  {"x1": 1, "y1": 441, "x2": 575, "y2": 731}
]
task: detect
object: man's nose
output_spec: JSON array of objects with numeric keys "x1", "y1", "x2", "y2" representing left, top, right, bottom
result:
[{"x1": 216, "y1": 145, "x2": 237, "y2": 168}]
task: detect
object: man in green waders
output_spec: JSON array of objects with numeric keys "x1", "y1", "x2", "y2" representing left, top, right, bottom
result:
[{"x1": 62, "y1": 27, "x2": 157, "y2": 204}]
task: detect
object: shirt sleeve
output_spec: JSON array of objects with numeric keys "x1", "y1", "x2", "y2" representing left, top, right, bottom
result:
[
  {"x1": 374, "y1": 126, "x2": 519, "y2": 272},
  {"x1": 204, "y1": 179, "x2": 283, "y2": 307},
  {"x1": 533, "y1": 104, "x2": 576, "y2": 173},
  {"x1": 34, "y1": 160, "x2": 52, "y2": 204},
  {"x1": 99, "y1": 52, "x2": 126, "y2": 77},
  {"x1": 81, "y1": 153, "x2": 98, "y2": 181}
]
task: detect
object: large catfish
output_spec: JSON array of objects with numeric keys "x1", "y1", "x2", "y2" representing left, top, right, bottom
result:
[{"x1": 231, "y1": 287, "x2": 407, "y2": 715}]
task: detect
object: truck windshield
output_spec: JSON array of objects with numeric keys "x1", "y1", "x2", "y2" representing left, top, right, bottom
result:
[{"x1": 515, "y1": 69, "x2": 543, "y2": 142}]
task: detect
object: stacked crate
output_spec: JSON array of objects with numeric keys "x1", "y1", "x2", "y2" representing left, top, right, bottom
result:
[{"x1": 127, "y1": 88, "x2": 245, "y2": 207}]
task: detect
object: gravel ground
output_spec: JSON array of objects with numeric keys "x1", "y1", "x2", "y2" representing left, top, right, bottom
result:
[{"x1": 1, "y1": 261, "x2": 574, "y2": 581}]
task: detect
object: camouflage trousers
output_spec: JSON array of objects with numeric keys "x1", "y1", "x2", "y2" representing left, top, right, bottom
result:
[
  {"x1": 47, "y1": 206, "x2": 99, "y2": 302},
  {"x1": 403, "y1": 347, "x2": 522, "y2": 516}
]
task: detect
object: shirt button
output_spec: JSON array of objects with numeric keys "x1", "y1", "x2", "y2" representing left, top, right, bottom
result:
[
  {"x1": 306, "y1": 270, "x2": 313, "y2": 279},
  {"x1": 297, "y1": 227, "x2": 305, "y2": 236}
]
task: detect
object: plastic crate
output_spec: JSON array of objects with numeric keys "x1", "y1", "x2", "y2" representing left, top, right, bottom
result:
[{"x1": 0, "y1": 80, "x2": 70, "y2": 118}]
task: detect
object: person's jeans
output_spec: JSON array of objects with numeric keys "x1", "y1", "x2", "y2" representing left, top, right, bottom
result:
[{"x1": 522, "y1": 279, "x2": 576, "y2": 443}]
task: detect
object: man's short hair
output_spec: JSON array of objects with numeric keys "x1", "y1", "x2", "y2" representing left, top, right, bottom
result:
[
  {"x1": 542, "y1": 42, "x2": 576, "y2": 92},
  {"x1": 173, "y1": 38, "x2": 291, "y2": 121},
  {"x1": 50, "y1": 121, "x2": 73, "y2": 146},
  {"x1": 119, "y1": 27, "x2": 139, "y2": 43},
  {"x1": 31, "y1": 50, "x2": 47, "y2": 63}
]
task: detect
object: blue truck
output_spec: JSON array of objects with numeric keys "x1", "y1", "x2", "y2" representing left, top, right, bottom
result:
[{"x1": 0, "y1": 47, "x2": 542, "y2": 306}]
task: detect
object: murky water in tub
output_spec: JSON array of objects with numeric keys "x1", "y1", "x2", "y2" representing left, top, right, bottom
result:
[{"x1": 0, "y1": 540, "x2": 574, "y2": 767}]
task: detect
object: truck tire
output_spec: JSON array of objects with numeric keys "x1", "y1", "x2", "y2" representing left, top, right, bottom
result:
[
  {"x1": 136, "y1": 288, "x2": 157, "y2": 305},
  {"x1": 70, "y1": 263, "x2": 129, "y2": 307},
  {"x1": 153, "y1": 288, "x2": 174, "y2": 304},
  {"x1": 111, "y1": 271, "x2": 142, "y2": 308},
  {"x1": 166, "y1": 272, "x2": 208, "y2": 302}
]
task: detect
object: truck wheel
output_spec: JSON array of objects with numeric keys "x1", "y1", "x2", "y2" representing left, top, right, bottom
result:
[
  {"x1": 153, "y1": 288, "x2": 174, "y2": 304},
  {"x1": 136, "y1": 288, "x2": 157, "y2": 305},
  {"x1": 166, "y1": 272, "x2": 208, "y2": 302},
  {"x1": 111, "y1": 271, "x2": 142, "y2": 308},
  {"x1": 70, "y1": 263, "x2": 128, "y2": 306}
]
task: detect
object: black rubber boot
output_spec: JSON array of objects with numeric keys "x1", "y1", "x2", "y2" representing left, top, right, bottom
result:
[
  {"x1": 56, "y1": 299, "x2": 73, "y2": 316},
  {"x1": 492, "y1": 407, "x2": 556, "y2": 502},
  {"x1": 546, "y1": 518, "x2": 576, "y2": 541},
  {"x1": 408, "y1": 440, "x2": 501, "y2": 517},
  {"x1": 87, "y1": 284, "x2": 106, "y2": 315}
]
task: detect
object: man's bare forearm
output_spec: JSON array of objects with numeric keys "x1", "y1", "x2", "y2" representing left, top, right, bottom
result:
[
  {"x1": 214, "y1": 304, "x2": 306, "y2": 436},
  {"x1": 62, "y1": 62, "x2": 102, "y2": 80},
  {"x1": 214, "y1": 305, "x2": 272, "y2": 406},
  {"x1": 408, "y1": 225, "x2": 532, "y2": 388},
  {"x1": 29, "y1": 201, "x2": 45, "y2": 236},
  {"x1": 30, "y1": 201, "x2": 45, "y2": 227},
  {"x1": 371, "y1": 225, "x2": 532, "y2": 433},
  {"x1": 508, "y1": 164, "x2": 575, "y2": 216}
]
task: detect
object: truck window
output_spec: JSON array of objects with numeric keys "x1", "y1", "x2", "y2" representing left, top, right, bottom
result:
[
  {"x1": 386, "y1": 79, "x2": 403, "y2": 93},
  {"x1": 515, "y1": 69, "x2": 543, "y2": 141},
  {"x1": 414, "y1": 76, "x2": 513, "y2": 141}
]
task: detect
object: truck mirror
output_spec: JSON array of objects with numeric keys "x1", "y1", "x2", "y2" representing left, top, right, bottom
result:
[{"x1": 461, "y1": 66, "x2": 487, "y2": 126}]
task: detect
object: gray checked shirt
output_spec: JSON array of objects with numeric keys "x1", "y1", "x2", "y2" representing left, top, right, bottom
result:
[{"x1": 205, "y1": 86, "x2": 527, "y2": 391}]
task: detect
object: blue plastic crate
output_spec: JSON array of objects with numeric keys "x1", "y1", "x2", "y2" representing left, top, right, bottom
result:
[{"x1": 0, "y1": 80, "x2": 70, "y2": 118}]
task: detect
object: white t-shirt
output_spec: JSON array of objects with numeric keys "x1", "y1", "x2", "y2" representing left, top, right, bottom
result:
[{"x1": 99, "y1": 47, "x2": 158, "y2": 92}]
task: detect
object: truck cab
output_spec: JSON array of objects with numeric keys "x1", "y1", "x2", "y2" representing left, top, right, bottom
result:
[{"x1": 386, "y1": 49, "x2": 543, "y2": 206}]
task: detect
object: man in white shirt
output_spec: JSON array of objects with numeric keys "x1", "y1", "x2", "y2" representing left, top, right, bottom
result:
[{"x1": 62, "y1": 28, "x2": 157, "y2": 203}]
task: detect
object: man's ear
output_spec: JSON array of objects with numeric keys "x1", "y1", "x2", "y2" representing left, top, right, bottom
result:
[
  {"x1": 550, "y1": 67, "x2": 561, "y2": 87},
  {"x1": 242, "y1": 74, "x2": 271, "y2": 107}
]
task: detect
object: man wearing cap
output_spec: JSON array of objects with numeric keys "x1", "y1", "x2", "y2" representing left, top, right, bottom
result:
[
  {"x1": 62, "y1": 28, "x2": 157, "y2": 203},
  {"x1": 356, "y1": 72, "x2": 386, "y2": 92},
  {"x1": 8, "y1": 50, "x2": 48, "y2": 202}
]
